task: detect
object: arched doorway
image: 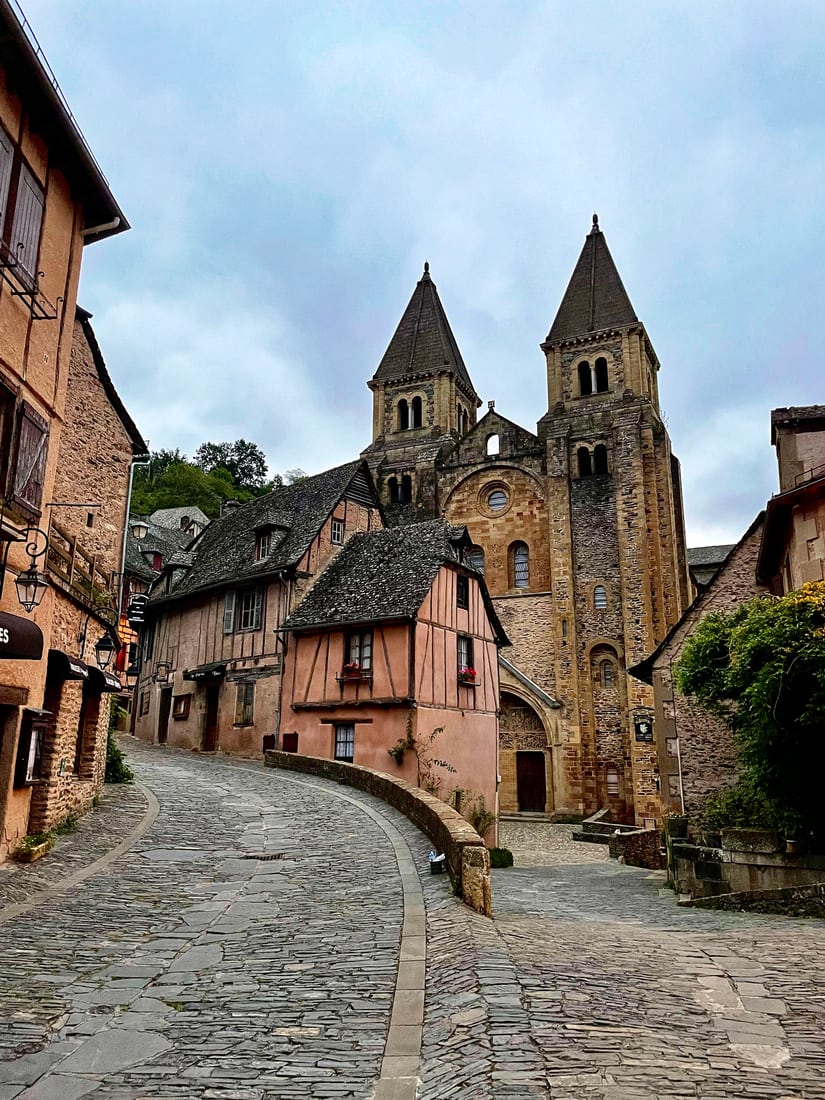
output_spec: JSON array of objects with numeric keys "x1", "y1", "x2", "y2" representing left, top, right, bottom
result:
[{"x1": 499, "y1": 691, "x2": 553, "y2": 814}]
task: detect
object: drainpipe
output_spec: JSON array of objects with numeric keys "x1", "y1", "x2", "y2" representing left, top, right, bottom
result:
[{"x1": 82, "y1": 217, "x2": 121, "y2": 239}]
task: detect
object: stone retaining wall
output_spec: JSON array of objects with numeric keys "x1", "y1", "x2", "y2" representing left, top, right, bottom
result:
[
  {"x1": 680, "y1": 881, "x2": 825, "y2": 917},
  {"x1": 609, "y1": 827, "x2": 665, "y2": 869},
  {"x1": 264, "y1": 750, "x2": 492, "y2": 916}
]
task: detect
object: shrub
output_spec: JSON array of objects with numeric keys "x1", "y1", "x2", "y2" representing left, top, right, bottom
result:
[
  {"x1": 105, "y1": 733, "x2": 134, "y2": 784},
  {"x1": 489, "y1": 847, "x2": 514, "y2": 868}
]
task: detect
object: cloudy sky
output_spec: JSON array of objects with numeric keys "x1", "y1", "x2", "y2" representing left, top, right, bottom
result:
[{"x1": 21, "y1": 0, "x2": 825, "y2": 545}]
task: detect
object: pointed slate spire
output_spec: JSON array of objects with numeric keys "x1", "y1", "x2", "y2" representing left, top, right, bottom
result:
[
  {"x1": 545, "y1": 215, "x2": 638, "y2": 344},
  {"x1": 372, "y1": 264, "x2": 478, "y2": 397}
]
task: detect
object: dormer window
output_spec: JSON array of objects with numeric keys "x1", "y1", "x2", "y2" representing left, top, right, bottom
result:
[{"x1": 255, "y1": 530, "x2": 272, "y2": 561}]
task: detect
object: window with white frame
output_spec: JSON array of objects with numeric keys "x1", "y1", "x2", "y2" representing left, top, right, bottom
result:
[
  {"x1": 225, "y1": 588, "x2": 263, "y2": 633},
  {"x1": 346, "y1": 630, "x2": 372, "y2": 671},
  {"x1": 255, "y1": 529, "x2": 272, "y2": 561},
  {"x1": 331, "y1": 517, "x2": 344, "y2": 545},
  {"x1": 334, "y1": 723, "x2": 355, "y2": 762},
  {"x1": 457, "y1": 634, "x2": 474, "y2": 678}
]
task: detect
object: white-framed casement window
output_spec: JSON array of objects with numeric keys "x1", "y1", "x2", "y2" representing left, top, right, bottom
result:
[
  {"x1": 334, "y1": 723, "x2": 355, "y2": 762},
  {"x1": 255, "y1": 530, "x2": 272, "y2": 561},
  {"x1": 331, "y1": 517, "x2": 344, "y2": 545},
  {"x1": 346, "y1": 630, "x2": 372, "y2": 671},
  {"x1": 457, "y1": 634, "x2": 475, "y2": 679},
  {"x1": 235, "y1": 682, "x2": 255, "y2": 726},
  {"x1": 224, "y1": 588, "x2": 263, "y2": 633}
]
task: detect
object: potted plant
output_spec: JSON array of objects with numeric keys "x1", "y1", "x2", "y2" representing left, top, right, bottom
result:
[
  {"x1": 342, "y1": 661, "x2": 362, "y2": 678},
  {"x1": 458, "y1": 665, "x2": 477, "y2": 685}
]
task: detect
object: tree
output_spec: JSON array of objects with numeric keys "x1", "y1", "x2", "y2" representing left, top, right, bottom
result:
[
  {"x1": 193, "y1": 439, "x2": 270, "y2": 490},
  {"x1": 285, "y1": 468, "x2": 308, "y2": 484},
  {"x1": 674, "y1": 582, "x2": 825, "y2": 840}
]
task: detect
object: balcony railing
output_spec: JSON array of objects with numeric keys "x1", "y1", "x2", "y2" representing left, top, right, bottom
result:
[{"x1": 46, "y1": 516, "x2": 115, "y2": 611}]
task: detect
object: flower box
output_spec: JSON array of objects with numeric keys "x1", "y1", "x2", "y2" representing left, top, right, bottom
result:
[{"x1": 14, "y1": 835, "x2": 55, "y2": 863}]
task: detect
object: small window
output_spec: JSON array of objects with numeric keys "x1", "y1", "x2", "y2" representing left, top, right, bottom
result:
[
  {"x1": 594, "y1": 585, "x2": 608, "y2": 610},
  {"x1": 223, "y1": 591, "x2": 237, "y2": 634},
  {"x1": 667, "y1": 774, "x2": 680, "y2": 798},
  {"x1": 457, "y1": 634, "x2": 474, "y2": 679},
  {"x1": 400, "y1": 474, "x2": 413, "y2": 504},
  {"x1": 594, "y1": 357, "x2": 609, "y2": 393},
  {"x1": 577, "y1": 446, "x2": 592, "y2": 478},
  {"x1": 255, "y1": 530, "x2": 272, "y2": 561},
  {"x1": 331, "y1": 517, "x2": 344, "y2": 545},
  {"x1": 282, "y1": 731, "x2": 299, "y2": 753},
  {"x1": 561, "y1": 618, "x2": 568, "y2": 638},
  {"x1": 510, "y1": 542, "x2": 529, "y2": 589},
  {"x1": 578, "y1": 361, "x2": 592, "y2": 396},
  {"x1": 387, "y1": 476, "x2": 399, "y2": 503},
  {"x1": 152, "y1": 552, "x2": 163, "y2": 572},
  {"x1": 172, "y1": 694, "x2": 192, "y2": 720},
  {"x1": 593, "y1": 444, "x2": 609, "y2": 475},
  {"x1": 398, "y1": 399, "x2": 409, "y2": 431},
  {"x1": 600, "y1": 660, "x2": 614, "y2": 689},
  {"x1": 346, "y1": 630, "x2": 372, "y2": 671},
  {"x1": 13, "y1": 714, "x2": 46, "y2": 788},
  {"x1": 462, "y1": 409, "x2": 469, "y2": 435},
  {"x1": 466, "y1": 546, "x2": 485, "y2": 575},
  {"x1": 665, "y1": 737, "x2": 678, "y2": 757},
  {"x1": 606, "y1": 768, "x2": 619, "y2": 796},
  {"x1": 11, "y1": 401, "x2": 49, "y2": 515},
  {"x1": 411, "y1": 395, "x2": 423, "y2": 428},
  {"x1": 237, "y1": 588, "x2": 263, "y2": 632},
  {"x1": 139, "y1": 692, "x2": 150, "y2": 717},
  {"x1": 456, "y1": 574, "x2": 469, "y2": 609},
  {"x1": 487, "y1": 489, "x2": 507, "y2": 511},
  {"x1": 334, "y1": 723, "x2": 355, "y2": 762},
  {"x1": 486, "y1": 433, "x2": 500, "y2": 456},
  {"x1": 235, "y1": 682, "x2": 255, "y2": 726},
  {"x1": 9, "y1": 162, "x2": 45, "y2": 282}
]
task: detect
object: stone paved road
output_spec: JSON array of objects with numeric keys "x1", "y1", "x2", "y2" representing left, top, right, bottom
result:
[{"x1": 2, "y1": 745, "x2": 825, "y2": 1100}]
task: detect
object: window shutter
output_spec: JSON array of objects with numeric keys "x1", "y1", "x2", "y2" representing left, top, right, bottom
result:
[
  {"x1": 12, "y1": 402, "x2": 48, "y2": 512},
  {"x1": 223, "y1": 591, "x2": 236, "y2": 634},
  {"x1": 13, "y1": 722, "x2": 32, "y2": 788},
  {"x1": 10, "y1": 163, "x2": 44, "y2": 280},
  {"x1": 0, "y1": 129, "x2": 13, "y2": 233},
  {"x1": 252, "y1": 587, "x2": 263, "y2": 630}
]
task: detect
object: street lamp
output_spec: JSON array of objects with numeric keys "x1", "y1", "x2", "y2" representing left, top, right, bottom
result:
[
  {"x1": 12, "y1": 527, "x2": 49, "y2": 613},
  {"x1": 125, "y1": 660, "x2": 140, "y2": 689},
  {"x1": 153, "y1": 661, "x2": 171, "y2": 685},
  {"x1": 94, "y1": 632, "x2": 116, "y2": 671},
  {"x1": 131, "y1": 520, "x2": 150, "y2": 540}
]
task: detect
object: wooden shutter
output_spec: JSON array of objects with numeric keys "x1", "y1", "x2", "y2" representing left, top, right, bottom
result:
[
  {"x1": 10, "y1": 163, "x2": 44, "y2": 280},
  {"x1": 0, "y1": 129, "x2": 13, "y2": 238},
  {"x1": 12, "y1": 401, "x2": 48, "y2": 513},
  {"x1": 223, "y1": 591, "x2": 236, "y2": 634}
]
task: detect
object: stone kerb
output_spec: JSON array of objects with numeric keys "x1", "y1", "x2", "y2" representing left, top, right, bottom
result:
[{"x1": 264, "y1": 750, "x2": 492, "y2": 916}]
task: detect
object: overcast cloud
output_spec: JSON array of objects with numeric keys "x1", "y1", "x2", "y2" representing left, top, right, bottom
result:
[{"x1": 21, "y1": 0, "x2": 825, "y2": 545}]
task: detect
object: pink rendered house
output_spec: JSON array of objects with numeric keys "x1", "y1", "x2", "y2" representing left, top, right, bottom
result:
[{"x1": 279, "y1": 521, "x2": 509, "y2": 824}]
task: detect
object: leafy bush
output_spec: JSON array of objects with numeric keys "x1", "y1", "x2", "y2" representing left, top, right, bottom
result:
[
  {"x1": 489, "y1": 847, "x2": 514, "y2": 868},
  {"x1": 675, "y1": 582, "x2": 825, "y2": 840},
  {"x1": 105, "y1": 733, "x2": 134, "y2": 784},
  {"x1": 699, "y1": 783, "x2": 778, "y2": 834}
]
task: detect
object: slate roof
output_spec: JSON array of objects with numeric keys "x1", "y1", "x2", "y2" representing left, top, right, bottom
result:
[
  {"x1": 282, "y1": 520, "x2": 509, "y2": 644},
  {"x1": 124, "y1": 519, "x2": 193, "y2": 582},
  {"x1": 545, "y1": 217, "x2": 638, "y2": 344},
  {"x1": 371, "y1": 264, "x2": 478, "y2": 399},
  {"x1": 150, "y1": 461, "x2": 376, "y2": 603},
  {"x1": 686, "y1": 545, "x2": 736, "y2": 568},
  {"x1": 150, "y1": 506, "x2": 210, "y2": 531}
]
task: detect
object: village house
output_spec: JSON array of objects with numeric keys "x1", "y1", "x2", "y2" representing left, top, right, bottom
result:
[
  {"x1": 0, "y1": 0, "x2": 141, "y2": 861},
  {"x1": 279, "y1": 520, "x2": 508, "y2": 821},
  {"x1": 135, "y1": 461, "x2": 383, "y2": 754},
  {"x1": 630, "y1": 404, "x2": 825, "y2": 821}
]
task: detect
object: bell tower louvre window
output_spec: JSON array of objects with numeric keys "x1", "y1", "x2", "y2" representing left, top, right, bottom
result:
[{"x1": 398, "y1": 399, "x2": 409, "y2": 431}]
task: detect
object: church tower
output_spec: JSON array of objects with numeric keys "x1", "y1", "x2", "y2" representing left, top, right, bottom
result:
[
  {"x1": 362, "y1": 263, "x2": 481, "y2": 522},
  {"x1": 538, "y1": 215, "x2": 690, "y2": 822}
]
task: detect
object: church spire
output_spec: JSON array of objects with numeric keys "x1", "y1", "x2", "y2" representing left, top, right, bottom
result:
[
  {"x1": 545, "y1": 216, "x2": 638, "y2": 345},
  {"x1": 371, "y1": 263, "x2": 478, "y2": 401}
]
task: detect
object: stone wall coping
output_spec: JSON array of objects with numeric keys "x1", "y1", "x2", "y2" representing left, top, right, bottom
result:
[{"x1": 264, "y1": 750, "x2": 491, "y2": 916}]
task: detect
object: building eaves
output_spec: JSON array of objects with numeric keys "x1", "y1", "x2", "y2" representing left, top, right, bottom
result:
[{"x1": 756, "y1": 475, "x2": 825, "y2": 583}]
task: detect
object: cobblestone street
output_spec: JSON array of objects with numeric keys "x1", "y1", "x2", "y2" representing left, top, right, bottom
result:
[{"x1": 1, "y1": 742, "x2": 824, "y2": 1099}]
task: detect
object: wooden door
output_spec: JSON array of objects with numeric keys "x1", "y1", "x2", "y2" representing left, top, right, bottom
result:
[
  {"x1": 517, "y1": 751, "x2": 546, "y2": 812},
  {"x1": 202, "y1": 685, "x2": 220, "y2": 752},
  {"x1": 157, "y1": 688, "x2": 172, "y2": 745}
]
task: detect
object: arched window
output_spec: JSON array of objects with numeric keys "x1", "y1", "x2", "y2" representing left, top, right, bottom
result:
[
  {"x1": 561, "y1": 618, "x2": 568, "y2": 638},
  {"x1": 595, "y1": 357, "x2": 609, "y2": 393},
  {"x1": 398, "y1": 399, "x2": 409, "y2": 431},
  {"x1": 593, "y1": 443, "x2": 609, "y2": 475},
  {"x1": 411, "y1": 396, "x2": 423, "y2": 428},
  {"x1": 486, "y1": 433, "x2": 500, "y2": 456},
  {"x1": 457, "y1": 403, "x2": 464, "y2": 432},
  {"x1": 400, "y1": 474, "x2": 413, "y2": 503},
  {"x1": 487, "y1": 488, "x2": 508, "y2": 512},
  {"x1": 600, "y1": 660, "x2": 614, "y2": 689},
  {"x1": 594, "y1": 585, "x2": 608, "y2": 610},
  {"x1": 466, "y1": 545, "x2": 485, "y2": 574},
  {"x1": 510, "y1": 542, "x2": 529, "y2": 588},
  {"x1": 578, "y1": 361, "x2": 592, "y2": 396},
  {"x1": 577, "y1": 446, "x2": 592, "y2": 478},
  {"x1": 387, "y1": 476, "x2": 399, "y2": 504},
  {"x1": 462, "y1": 409, "x2": 469, "y2": 435}
]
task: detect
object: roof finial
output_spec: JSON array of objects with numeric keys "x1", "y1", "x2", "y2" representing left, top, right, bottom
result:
[
  {"x1": 423, "y1": 261, "x2": 430, "y2": 275},
  {"x1": 591, "y1": 212, "x2": 599, "y2": 232}
]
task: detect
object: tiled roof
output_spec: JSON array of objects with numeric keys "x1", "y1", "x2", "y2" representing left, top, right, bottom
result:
[
  {"x1": 124, "y1": 519, "x2": 192, "y2": 582},
  {"x1": 150, "y1": 461, "x2": 375, "y2": 602},
  {"x1": 371, "y1": 264, "x2": 478, "y2": 398},
  {"x1": 686, "y1": 545, "x2": 736, "y2": 568},
  {"x1": 545, "y1": 217, "x2": 638, "y2": 344},
  {"x1": 282, "y1": 520, "x2": 508, "y2": 644},
  {"x1": 150, "y1": 506, "x2": 210, "y2": 530}
]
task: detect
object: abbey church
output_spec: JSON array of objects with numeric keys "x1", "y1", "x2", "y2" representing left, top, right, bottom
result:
[{"x1": 361, "y1": 216, "x2": 691, "y2": 825}]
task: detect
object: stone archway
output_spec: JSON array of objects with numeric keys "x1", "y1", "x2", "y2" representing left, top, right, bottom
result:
[{"x1": 499, "y1": 691, "x2": 554, "y2": 814}]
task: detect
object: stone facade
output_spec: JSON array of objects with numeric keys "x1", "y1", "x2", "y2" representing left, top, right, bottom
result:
[
  {"x1": 362, "y1": 220, "x2": 690, "y2": 824},
  {"x1": 0, "y1": 11, "x2": 134, "y2": 863}
]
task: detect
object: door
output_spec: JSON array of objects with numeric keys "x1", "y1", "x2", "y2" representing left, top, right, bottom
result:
[
  {"x1": 157, "y1": 688, "x2": 172, "y2": 745},
  {"x1": 202, "y1": 685, "x2": 220, "y2": 752},
  {"x1": 517, "y1": 751, "x2": 546, "y2": 812}
]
